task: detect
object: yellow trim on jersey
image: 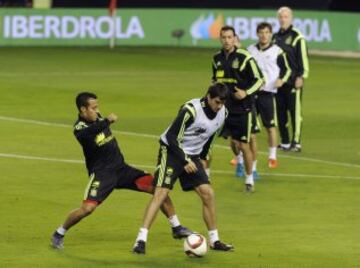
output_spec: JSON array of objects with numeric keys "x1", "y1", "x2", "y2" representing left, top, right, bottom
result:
[
  {"x1": 212, "y1": 59, "x2": 217, "y2": 69},
  {"x1": 292, "y1": 35, "x2": 302, "y2": 47},
  {"x1": 239, "y1": 56, "x2": 251, "y2": 72},
  {"x1": 291, "y1": 28, "x2": 305, "y2": 46},
  {"x1": 236, "y1": 48, "x2": 252, "y2": 57},
  {"x1": 247, "y1": 112, "x2": 252, "y2": 143},
  {"x1": 273, "y1": 96, "x2": 278, "y2": 127},
  {"x1": 177, "y1": 111, "x2": 192, "y2": 163},
  {"x1": 294, "y1": 90, "x2": 302, "y2": 143},
  {"x1": 236, "y1": 47, "x2": 253, "y2": 71},
  {"x1": 216, "y1": 78, "x2": 237, "y2": 84},
  {"x1": 281, "y1": 52, "x2": 292, "y2": 83},
  {"x1": 183, "y1": 104, "x2": 196, "y2": 118},
  {"x1": 300, "y1": 39, "x2": 309, "y2": 79},
  {"x1": 83, "y1": 173, "x2": 95, "y2": 200},
  {"x1": 157, "y1": 145, "x2": 168, "y2": 187},
  {"x1": 246, "y1": 59, "x2": 263, "y2": 95}
]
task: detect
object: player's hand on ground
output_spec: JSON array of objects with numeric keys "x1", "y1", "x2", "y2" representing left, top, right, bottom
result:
[
  {"x1": 107, "y1": 113, "x2": 118, "y2": 123},
  {"x1": 275, "y1": 78, "x2": 284, "y2": 88},
  {"x1": 234, "y1": 88, "x2": 247, "y2": 100},
  {"x1": 184, "y1": 161, "x2": 198, "y2": 173},
  {"x1": 295, "y1": 77, "x2": 303, "y2": 89}
]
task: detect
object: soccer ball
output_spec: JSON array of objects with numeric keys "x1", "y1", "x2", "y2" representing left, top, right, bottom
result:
[{"x1": 183, "y1": 233, "x2": 208, "y2": 257}]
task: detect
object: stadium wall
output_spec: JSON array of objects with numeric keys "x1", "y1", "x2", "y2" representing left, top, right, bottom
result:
[{"x1": 0, "y1": 8, "x2": 359, "y2": 52}]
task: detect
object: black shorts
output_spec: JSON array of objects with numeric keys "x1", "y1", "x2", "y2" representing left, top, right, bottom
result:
[
  {"x1": 84, "y1": 164, "x2": 152, "y2": 203},
  {"x1": 153, "y1": 144, "x2": 210, "y2": 191},
  {"x1": 255, "y1": 91, "x2": 277, "y2": 128},
  {"x1": 223, "y1": 112, "x2": 252, "y2": 143}
]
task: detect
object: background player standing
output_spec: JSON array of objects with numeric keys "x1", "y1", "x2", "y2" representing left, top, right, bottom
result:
[
  {"x1": 273, "y1": 6, "x2": 310, "y2": 152},
  {"x1": 248, "y1": 22, "x2": 292, "y2": 168},
  {"x1": 212, "y1": 26, "x2": 264, "y2": 191}
]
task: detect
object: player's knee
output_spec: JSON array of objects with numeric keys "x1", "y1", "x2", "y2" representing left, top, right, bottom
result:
[
  {"x1": 153, "y1": 187, "x2": 169, "y2": 203},
  {"x1": 81, "y1": 203, "x2": 97, "y2": 216},
  {"x1": 199, "y1": 186, "x2": 215, "y2": 204},
  {"x1": 238, "y1": 142, "x2": 250, "y2": 151}
]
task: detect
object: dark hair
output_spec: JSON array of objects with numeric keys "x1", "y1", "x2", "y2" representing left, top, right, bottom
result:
[
  {"x1": 207, "y1": 83, "x2": 228, "y2": 101},
  {"x1": 220, "y1": 25, "x2": 236, "y2": 36},
  {"x1": 256, "y1": 22, "x2": 272, "y2": 33},
  {"x1": 75, "y1": 92, "x2": 97, "y2": 111}
]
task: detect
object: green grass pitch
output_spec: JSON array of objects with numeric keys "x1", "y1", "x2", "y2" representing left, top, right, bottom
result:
[{"x1": 0, "y1": 47, "x2": 359, "y2": 267}]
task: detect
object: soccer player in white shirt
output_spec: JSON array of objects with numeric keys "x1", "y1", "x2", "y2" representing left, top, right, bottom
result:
[
  {"x1": 133, "y1": 83, "x2": 234, "y2": 254},
  {"x1": 248, "y1": 22, "x2": 291, "y2": 168}
]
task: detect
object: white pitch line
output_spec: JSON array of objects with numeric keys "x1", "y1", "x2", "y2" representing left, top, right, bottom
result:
[
  {"x1": 0, "y1": 70, "x2": 194, "y2": 77},
  {"x1": 0, "y1": 115, "x2": 359, "y2": 169},
  {"x1": 214, "y1": 144, "x2": 360, "y2": 169},
  {"x1": 0, "y1": 153, "x2": 83, "y2": 164},
  {"x1": 0, "y1": 115, "x2": 158, "y2": 138},
  {"x1": 0, "y1": 153, "x2": 360, "y2": 181},
  {"x1": 0, "y1": 116, "x2": 71, "y2": 128}
]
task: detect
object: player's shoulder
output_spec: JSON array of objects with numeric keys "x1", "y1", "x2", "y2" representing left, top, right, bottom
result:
[
  {"x1": 220, "y1": 105, "x2": 227, "y2": 118},
  {"x1": 73, "y1": 118, "x2": 88, "y2": 131},
  {"x1": 213, "y1": 50, "x2": 222, "y2": 58},
  {"x1": 247, "y1": 44, "x2": 257, "y2": 52},
  {"x1": 272, "y1": 31, "x2": 279, "y2": 37},
  {"x1": 270, "y1": 43, "x2": 284, "y2": 55},
  {"x1": 180, "y1": 99, "x2": 198, "y2": 118},
  {"x1": 235, "y1": 48, "x2": 252, "y2": 58},
  {"x1": 291, "y1": 27, "x2": 305, "y2": 38},
  {"x1": 290, "y1": 27, "x2": 306, "y2": 46}
]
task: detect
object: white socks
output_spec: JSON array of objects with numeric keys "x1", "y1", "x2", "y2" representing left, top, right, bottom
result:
[
  {"x1": 56, "y1": 226, "x2": 67, "y2": 236},
  {"x1": 168, "y1": 215, "x2": 180, "y2": 228},
  {"x1": 252, "y1": 160, "x2": 257, "y2": 172},
  {"x1": 208, "y1": 229, "x2": 219, "y2": 245},
  {"x1": 269, "y1": 147, "x2": 277, "y2": 159},
  {"x1": 135, "y1": 214, "x2": 180, "y2": 245},
  {"x1": 135, "y1": 227, "x2": 148, "y2": 243},
  {"x1": 245, "y1": 173, "x2": 254, "y2": 185}
]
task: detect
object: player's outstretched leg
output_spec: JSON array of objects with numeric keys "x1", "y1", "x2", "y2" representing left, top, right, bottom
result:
[
  {"x1": 51, "y1": 231, "x2": 64, "y2": 249},
  {"x1": 51, "y1": 201, "x2": 97, "y2": 249},
  {"x1": 133, "y1": 187, "x2": 170, "y2": 254},
  {"x1": 137, "y1": 176, "x2": 193, "y2": 240}
]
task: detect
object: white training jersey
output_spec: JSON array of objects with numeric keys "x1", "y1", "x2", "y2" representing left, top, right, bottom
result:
[
  {"x1": 248, "y1": 44, "x2": 283, "y2": 93},
  {"x1": 160, "y1": 98, "x2": 226, "y2": 155}
]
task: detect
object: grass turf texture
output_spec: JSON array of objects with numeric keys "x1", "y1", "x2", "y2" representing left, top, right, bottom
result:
[{"x1": 0, "y1": 47, "x2": 359, "y2": 267}]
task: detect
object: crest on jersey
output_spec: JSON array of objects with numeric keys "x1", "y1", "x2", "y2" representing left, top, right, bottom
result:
[
  {"x1": 285, "y1": 36, "x2": 293, "y2": 45},
  {"x1": 232, "y1": 58, "x2": 239, "y2": 68}
]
